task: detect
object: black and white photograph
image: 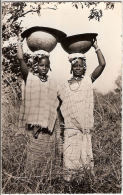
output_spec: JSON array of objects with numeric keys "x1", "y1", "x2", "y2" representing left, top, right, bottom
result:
[{"x1": 1, "y1": 1, "x2": 122, "y2": 194}]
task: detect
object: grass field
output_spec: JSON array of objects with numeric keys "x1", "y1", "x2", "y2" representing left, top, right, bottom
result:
[{"x1": 2, "y1": 80, "x2": 122, "y2": 193}]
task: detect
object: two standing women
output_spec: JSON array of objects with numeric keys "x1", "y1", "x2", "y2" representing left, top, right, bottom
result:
[{"x1": 17, "y1": 35, "x2": 106, "y2": 181}]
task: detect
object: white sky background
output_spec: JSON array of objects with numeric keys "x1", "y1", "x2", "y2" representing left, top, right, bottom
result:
[{"x1": 17, "y1": 2, "x2": 122, "y2": 93}]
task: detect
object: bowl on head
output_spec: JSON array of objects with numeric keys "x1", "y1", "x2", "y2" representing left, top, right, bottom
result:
[
  {"x1": 21, "y1": 26, "x2": 67, "y2": 52},
  {"x1": 61, "y1": 33, "x2": 98, "y2": 54}
]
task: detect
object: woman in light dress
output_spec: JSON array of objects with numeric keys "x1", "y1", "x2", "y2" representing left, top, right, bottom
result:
[{"x1": 58, "y1": 40, "x2": 106, "y2": 182}]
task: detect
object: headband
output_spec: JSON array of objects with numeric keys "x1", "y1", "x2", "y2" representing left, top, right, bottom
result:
[
  {"x1": 32, "y1": 50, "x2": 50, "y2": 58},
  {"x1": 68, "y1": 53, "x2": 86, "y2": 65},
  {"x1": 26, "y1": 50, "x2": 50, "y2": 64}
]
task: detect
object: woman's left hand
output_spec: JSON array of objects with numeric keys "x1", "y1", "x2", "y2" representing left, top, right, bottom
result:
[{"x1": 92, "y1": 39, "x2": 98, "y2": 49}]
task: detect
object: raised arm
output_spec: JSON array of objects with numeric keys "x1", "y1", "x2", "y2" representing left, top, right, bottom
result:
[
  {"x1": 91, "y1": 40, "x2": 106, "y2": 83},
  {"x1": 17, "y1": 35, "x2": 29, "y2": 83}
]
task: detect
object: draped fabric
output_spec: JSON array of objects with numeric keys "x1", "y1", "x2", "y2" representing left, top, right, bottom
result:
[
  {"x1": 19, "y1": 72, "x2": 58, "y2": 132},
  {"x1": 18, "y1": 72, "x2": 59, "y2": 177},
  {"x1": 25, "y1": 129, "x2": 56, "y2": 178},
  {"x1": 58, "y1": 76, "x2": 94, "y2": 180},
  {"x1": 63, "y1": 129, "x2": 94, "y2": 176},
  {"x1": 59, "y1": 76, "x2": 94, "y2": 130}
]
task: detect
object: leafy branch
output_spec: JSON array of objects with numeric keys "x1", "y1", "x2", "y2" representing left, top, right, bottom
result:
[{"x1": 88, "y1": 8, "x2": 103, "y2": 21}]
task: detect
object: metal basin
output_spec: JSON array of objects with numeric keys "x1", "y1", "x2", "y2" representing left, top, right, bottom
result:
[
  {"x1": 61, "y1": 33, "x2": 98, "y2": 54},
  {"x1": 21, "y1": 26, "x2": 67, "y2": 52}
]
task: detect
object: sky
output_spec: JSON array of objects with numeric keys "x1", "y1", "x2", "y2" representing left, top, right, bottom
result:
[{"x1": 7, "y1": 2, "x2": 123, "y2": 94}]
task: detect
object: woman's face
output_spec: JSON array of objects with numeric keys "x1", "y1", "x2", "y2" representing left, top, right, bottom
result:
[
  {"x1": 72, "y1": 58, "x2": 86, "y2": 77},
  {"x1": 38, "y1": 57, "x2": 50, "y2": 76}
]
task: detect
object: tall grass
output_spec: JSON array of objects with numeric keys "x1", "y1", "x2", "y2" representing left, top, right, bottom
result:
[{"x1": 2, "y1": 79, "x2": 122, "y2": 193}]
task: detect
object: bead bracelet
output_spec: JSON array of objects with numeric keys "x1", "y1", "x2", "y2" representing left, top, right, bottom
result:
[{"x1": 95, "y1": 48, "x2": 100, "y2": 52}]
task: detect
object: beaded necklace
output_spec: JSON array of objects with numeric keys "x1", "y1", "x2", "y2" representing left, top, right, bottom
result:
[
  {"x1": 68, "y1": 75, "x2": 84, "y2": 91},
  {"x1": 38, "y1": 74, "x2": 48, "y2": 82}
]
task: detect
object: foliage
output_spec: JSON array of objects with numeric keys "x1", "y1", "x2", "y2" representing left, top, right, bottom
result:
[{"x1": 88, "y1": 8, "x2": 103, "y2": 21}]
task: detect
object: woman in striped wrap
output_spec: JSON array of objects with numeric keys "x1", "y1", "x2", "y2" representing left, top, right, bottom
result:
[
  {"x1": 17, "y1": 35, "x2": 59, "y2": 178},
  {"x1": 58, "y1": 40, "x2": 106, "y2": 182}
]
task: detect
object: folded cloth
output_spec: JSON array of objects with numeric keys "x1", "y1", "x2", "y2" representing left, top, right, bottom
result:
[
  {"x1": 25, "y1": 49, "x2": 50, "y2": 59},
  {"x1": 68, "y1": 53, "x2": 86, "y2": 65},
  {"x1": 32, "y1": 50, "x2": 50, "y2": 58}
]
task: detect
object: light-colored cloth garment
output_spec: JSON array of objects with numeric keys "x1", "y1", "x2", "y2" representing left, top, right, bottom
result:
[
  {"x1": 19, "y1": 72, "x2": 58, "y2": 132},
  {"x1": 18, "y1": 72, "x2": 59, "y2": 177},
  {"x1": 64, "y1": 129, "x2": 94, "y2": 170},
  {"x1": 59, "y1": 76, "x2": 94, "y2": 130},
  {"x1": 58, "y1": 76, "x2": 94, "y2": 180}
]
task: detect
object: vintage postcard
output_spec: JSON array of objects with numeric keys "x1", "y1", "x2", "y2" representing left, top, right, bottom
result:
[{"x1": 1, "y1": 1, "x2": 122, "y2": 194}]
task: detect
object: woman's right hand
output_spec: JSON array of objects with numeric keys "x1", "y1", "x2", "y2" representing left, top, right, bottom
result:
[
  {"x1": 17, "y1": 31, "x2": 29, "y2": 82},
  {"x1": 17, "y1": 33, "x2": 23, "y2": 43}
]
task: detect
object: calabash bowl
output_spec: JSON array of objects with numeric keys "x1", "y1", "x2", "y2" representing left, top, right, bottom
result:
[
  {"x1": 61, "y1": 33, "x2": 98, "y2": 54},
  {"x1": 21, "y1": 26, "x2": 67, "y2": 52}
]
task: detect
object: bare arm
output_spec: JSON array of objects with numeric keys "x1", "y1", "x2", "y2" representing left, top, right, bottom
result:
[
  {"x1": 57, "y1": 96, "x2": 64, "y2": 125},
  {"x1": 17, "y1": 35, "x2": 28, "y2": 83},
  {"x1": 91, "y1": 40, "x2": 106, "y2": 83}
]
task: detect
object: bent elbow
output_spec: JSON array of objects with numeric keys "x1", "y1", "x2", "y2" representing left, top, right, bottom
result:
[{"x1": 101, "y1": 61, "x2": 106, "y2": 68}]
